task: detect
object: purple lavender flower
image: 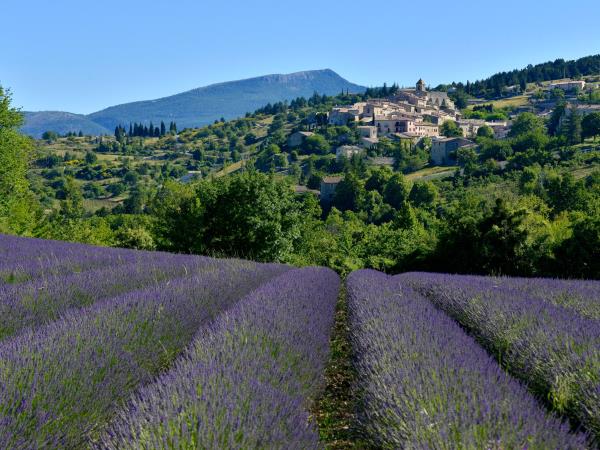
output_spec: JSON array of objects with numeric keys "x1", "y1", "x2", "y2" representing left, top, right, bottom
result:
[
  {"x1": 401, "y1": 271, "x2": 600, "y2": 444},
  {"x1": 0, "y1": 240, "x2": 287, "y2": 448},
  {"x1": 348, "y1": 270, "x2": 589, "y2": 448},
  {"x1": 98, "y1": 267, "x2": 340, "y2": 449}
]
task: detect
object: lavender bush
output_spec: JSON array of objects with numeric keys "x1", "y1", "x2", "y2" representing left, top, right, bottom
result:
[
  {"x1": 401, "y1": 272, "x2": 600, "y2": 443},
  {"x1": 0, "y1": 258, "x2": 286, "y2": 448},
  {"x1": 0, "y1": 234, "x2": 216, "y2": 285},
  {"x1": 0, "y1": 256, "x2": 224, "y2": 340},
  {"x1": 0, "y1": 234, "x2": 150, "y2": 284},
  {"x1": 98, "y1": 267, "x2": 340, "y2": 449},
  {"x1": 347, "y1": 270, "x2": 588, "y2": 448}
]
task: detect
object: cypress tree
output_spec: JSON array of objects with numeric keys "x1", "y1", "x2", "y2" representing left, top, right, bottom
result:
[{"x1": 564, "y1": 106, "x2": 582, "y2": 145}]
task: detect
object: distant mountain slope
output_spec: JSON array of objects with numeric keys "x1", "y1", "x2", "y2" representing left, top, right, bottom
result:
[
  {"x1": 22, "y1": 111, "x2": 111, "y2": 138},
  {"x1": 88, "y1": 69, "x2": 365, "y2": 130},
  {"x1": 22, "y1": 69, "x2": 365, "y2": 137}
]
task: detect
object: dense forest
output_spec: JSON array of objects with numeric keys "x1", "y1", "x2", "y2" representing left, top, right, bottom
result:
[
  {"x1": 438, "y1": 54, "x2": 600, "y2": 98},
  {"x1": 1, "y1": 65, "x2": 599, "y2": 279}
]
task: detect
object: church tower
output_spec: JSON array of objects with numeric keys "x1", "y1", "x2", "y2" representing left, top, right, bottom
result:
[{"x1": 416, "y1": 78, "x2": 426, "y2": 93}]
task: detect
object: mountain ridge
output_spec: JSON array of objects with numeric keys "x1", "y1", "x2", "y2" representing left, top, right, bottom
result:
[{"x1": 23, "y1": 69, "x2": 365, "y2": 137}]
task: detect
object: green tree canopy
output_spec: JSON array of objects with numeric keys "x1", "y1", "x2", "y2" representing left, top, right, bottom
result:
[
  {"x1": 153, "y1": 171, "x2": 307, "y2": 262},
  {"x1": 0, "y1": 86, "x2": 37, "y2": 233},
  {"x1": 383, "y1": 173, "x2": 411, "y2": 209},
  {"x1": 562, "y1": 106, "x2": 582, "y2": 145},
  {"x1": 582, "y1": 112, "x2": 600, "y2": 140},
  {"x1": 440, "y1": 120, "x2": 463, "y2": 137},
  {"x1": 476, "y1": 125, "x2": 494, "y2": 139},
  {"x1": 365, "y1": 166, "x2": 392, "y2": 194},
  {"x1": 509, "y1": 112, "x2": 545, "y2": 138},
  {"x1": 302, "y1": 134, "x2": 330, "y2": 155},
  {"x1": 408, "y1": 181, "x2": 439, "y2": 207},
  {"x1": 333, "y1": 172, "x2": 364, "y2": 212}
]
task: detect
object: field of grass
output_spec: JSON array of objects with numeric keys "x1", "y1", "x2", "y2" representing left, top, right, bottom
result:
[
  {"x1": 406, "y1": 165, "x2": 457, "y2": 181},
  {"x1": 214, "y1": 159, "x2": 246, "y2": 177},
  {"x1": 487, "y1": 95, "x2": 531, "y2": 109}
]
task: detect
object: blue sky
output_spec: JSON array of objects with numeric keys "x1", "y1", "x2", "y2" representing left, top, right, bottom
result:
[{"x1": 2, "y1": 0, "x2": 600, "y2": 114}]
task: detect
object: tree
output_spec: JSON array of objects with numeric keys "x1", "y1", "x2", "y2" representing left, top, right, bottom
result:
[
  {"x1": 519, "y1": 77, "x2": 527, "y2": 92},
  {"x1": 255, "y1": 144, "x2": 281, "y2": 172},
  {"x1": 152, "y1": 171, "x2": 306, "y2": 262},
  {"x1": 160, "y1": 121, "x2": 166, "y2": 136},
  {"x1": 451, "y1": 90, "x2": 469, "y2": 109},
  {"x1": 478, "y1": 199, "x2": 528, "y2": 275},
  {"x1": 552, "y1": 213, "x2": 600, "y2": 278},
  {"x1": 123, "y1": 185, "x2": 148, "y2": 214},
  {"x1": 582, "y1": 112, "x2": 600, "y2": 140},
  {"x1": 84, "y1": 151, "x2": 98, "y2": 164},
  {"x1": 383, "y1": 173, "x2": 411, "y2": 209},
  {"x1": 192, "y1": 149, "x2": 204, "y2": 161},
  {"x1": 476, "y1": 125, "x2": 494, "y2": 139},
  {"x1": 123, "y1": 171, "x2": 139, "y2": 186},
  {"x1": 562, "y1": 106, "x2": 582, "y2": 145},
  {"x1": 303, "y1": 134, "x2": 330, "y2": 155},
  {"x1": 114, "y1": 125, "x2": 126, "y2": 142},
  {"x1": 42, "y1": 131, "x2": 59, "y2": 142},
  {"x1": 58, "y1": 177, "x2": 84, "y2": 219},
  {"x1": 440, "y1": 120, "x2": 463, "y2": 137},
  {"x1": 365, "y1": 167, "x2": 392, "y2": 194},
  {"x1": 509, "y1": 112, "x2": 545, "y2": 138},
  {"x1": 480, "y1": 139, "x2": 513, "y2": 161},
  {"x1": 547, "y1": 102, "x2": 566, "y2": 136},
  {"x1": 511, "y1": 129, "x2": 549, "y2": 154},
  {"x1": 0, "y1": 86, "x2": 37, "y2": 233},
  {"x1": 408, "y1": 181, "x2": 438, "y2": 207},
  {"x1": 544, "y1": 172, "x2": 587, "y2": 214},
  {"x1": 306, "y1": 173, "x2": 322, "y2": 190},
  {"x1": 333, "y1": 172, "x2": 364, "y2": 212}
]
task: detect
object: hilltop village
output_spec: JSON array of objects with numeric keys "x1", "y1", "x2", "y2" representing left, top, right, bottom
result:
[
  {"x1": 28, "y1": 72, "x2": 600, "y2": 218},
  {"x1": 280, "y1": 76, "x2": 599, "y2": 200},
  {"x1": 323, "y1": 79, "x2": 509, "y2": 165}
]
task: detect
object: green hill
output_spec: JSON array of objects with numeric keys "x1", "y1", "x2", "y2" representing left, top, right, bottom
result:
[{"x1": 22, "y1": 111, "x2": 111, "y2": 138}]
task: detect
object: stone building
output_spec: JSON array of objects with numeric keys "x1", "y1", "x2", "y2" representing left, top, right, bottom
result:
[
  {"x1": 375, "y1": 115, "x2": 438, "y2": 137},
  {"x1": 548, "y1": 80, "x2": 586, "y2": 92},
  {"x1": 287, "y1": 131, "x2": 314, "y2": 148},
  {"x1": 336, "y1": 145, "x2": 364, "y2": 161},
  {"x1": 320, "y1": 176, "x2": 343, "y2": 204},
  {"x1": 431, "y1": 137, "x2": 475, "y2": 166},
  {"x1": 357, "y1": 125, "x2": 379, "y2": 148}
]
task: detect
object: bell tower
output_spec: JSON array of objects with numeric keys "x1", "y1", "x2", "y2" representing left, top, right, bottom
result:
[{"x1": 416, "y1": 78, "x2": 426, "y2": 93}]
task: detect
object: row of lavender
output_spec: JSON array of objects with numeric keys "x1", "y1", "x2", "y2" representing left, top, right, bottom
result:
[
  {"x1": 0, "y1": 254, "x2": 235, "y2": 341},
  {"x1": 347, "y1": 270, "x2": 589, "y2": 448},
  {"x1": 99, "y1": 267, "x2": 340, "y2": 449},
  {"x1": 0, "y1": 234, "x2": 156, "y2": 283},
  {"x1": 0, "y1": 235, "x2": 288, "y2": 448},
  {"x1": 4, "y1": 232, "x2": 597, "y2": 447},
  {"x1": 0, "y1": 233, "x2": 219, "y2": 285},
  {"x1": 402, "y1": 272, "x2": 600, "y2": 444}
]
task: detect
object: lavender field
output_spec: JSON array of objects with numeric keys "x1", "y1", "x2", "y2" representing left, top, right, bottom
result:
[{"x1": 0, "y1": 234, "x2": 598, "y2": 448}]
